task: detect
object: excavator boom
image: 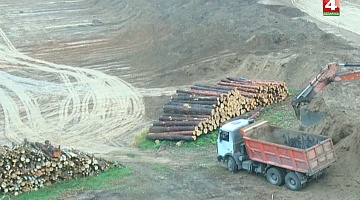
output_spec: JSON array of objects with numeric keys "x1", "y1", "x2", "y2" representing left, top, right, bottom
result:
[{"x1": 292, "y1": 62, "x2": 360, "y2": 126}]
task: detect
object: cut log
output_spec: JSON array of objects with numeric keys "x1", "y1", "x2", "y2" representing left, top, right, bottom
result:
[
  {"x1": 190, "y1": 85, "x2": 231, "y2": 93},
  {"x1": 147, "y1": 131, "x2": 194, "y2": 135},
  {"x1": 160, "y1": 114, "x2": 210, "y2": 118},
  {"x1": 153, "y1": 121, "x2": 200, "y2": 126},
  {"x1": 146, "y1": 133, "x2": 196, "y2": 141},
  {"x1": 220, "y1": 106, "x2": 270, "y2": 126},
  {"x1": 218, "y1": 81, "x2": 261, "y2": 90},
  {"x1": 193, "y1": 83, "x2": 259, "y2": 94},
  {"x1": 176, "y1": 89, "x2": 224, "y2": 97},
  {"x1": 169, "y1": 99, "x2": 217, "y2": 105},
  {"x1": 149, "y1": 126, "x2": 196, "y2": 133},
  {"x1": 158, "y1": 116, "x2": 208, "y2": 121},
  {"x1": 171, "y1": 94, "x2": 219, "y2": 101},
  {"x1": 163, "y1": 105, "x2": 213, "y2": 115},
  {"x1": 164, "y1": 101, "x2": 216, "y2": 108}
]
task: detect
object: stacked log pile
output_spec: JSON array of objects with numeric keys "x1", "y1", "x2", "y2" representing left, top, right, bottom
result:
[
  {"x1": 0, "y1": 139, "x2": 115, "y2": 196},
  {"x1": 146, "y1": 77, "x2": 289, "y2": 141}
]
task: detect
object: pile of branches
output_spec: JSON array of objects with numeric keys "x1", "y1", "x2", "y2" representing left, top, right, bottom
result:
[
  {"x1": 0, "y1": 139, "x2": 114, "y2": 196},
  {"x1": 146, "y1": 77, "x2": 289, "y2": 141}
]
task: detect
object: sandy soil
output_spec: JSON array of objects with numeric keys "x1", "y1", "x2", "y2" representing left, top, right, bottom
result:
[{"x1": 1, "y1": 0, "x2": 360, "y2": 199}]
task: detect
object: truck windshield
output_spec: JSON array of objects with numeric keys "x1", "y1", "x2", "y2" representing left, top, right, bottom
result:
[{"x1": 219, "y1": 131, "x2": 229, "y2": 142}]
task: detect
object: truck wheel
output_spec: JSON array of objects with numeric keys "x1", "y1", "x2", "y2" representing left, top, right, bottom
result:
[
  {"x1": 227, "y1": 156, "x2": 238, "y2": 173},
  {"x1": 285, "y1": 172, "x2": 302, "y2": 191},
  {"x1": 266, "y1": 167, "x2": 285, "y2": 186}
]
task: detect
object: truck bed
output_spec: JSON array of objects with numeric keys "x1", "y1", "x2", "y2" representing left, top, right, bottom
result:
[{"x1": 240, "y1": 120, "x2": 336, "y2": 175}]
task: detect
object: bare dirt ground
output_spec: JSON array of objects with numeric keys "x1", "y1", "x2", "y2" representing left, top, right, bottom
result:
[{"x1": 1, "y1": 0, "x2": 360, "y2": 199}]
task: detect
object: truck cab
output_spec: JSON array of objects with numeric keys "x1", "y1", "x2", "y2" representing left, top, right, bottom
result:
[
  {"x1": 217, "y1": 119, "x2": 255, "y2": 172},
  {"x1": 216, "y1": 119, "x2": 336, "y2": 191}
]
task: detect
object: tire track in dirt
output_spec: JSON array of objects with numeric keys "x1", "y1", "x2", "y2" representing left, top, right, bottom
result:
[
  {"x1": 0, "y1": 33, "x2": 145, "y2": 152},
  {"x1": 0, "y1": 28, "x2": 17, "y2": 52}
]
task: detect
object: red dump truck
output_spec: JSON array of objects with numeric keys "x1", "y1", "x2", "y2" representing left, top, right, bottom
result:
[{"x1": 216, "y1": 119, "x2": 336, "y2": 191}]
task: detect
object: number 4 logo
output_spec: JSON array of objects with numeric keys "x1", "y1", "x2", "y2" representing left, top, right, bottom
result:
[
  {"x1": 323, "y1": 0, "x2": 340, "y2": 16},
  {"x1": 325, "y1": 0, "x2": 337, "y2": 10}
]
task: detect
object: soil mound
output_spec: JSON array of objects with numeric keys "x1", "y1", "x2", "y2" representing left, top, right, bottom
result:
[{"x1": 304, "y1": 111, "x2": 360, "y2": 182}]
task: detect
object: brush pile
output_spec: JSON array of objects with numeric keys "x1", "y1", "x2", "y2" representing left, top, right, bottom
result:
[
  {"x1": 0, "y1": 139, "x2": 114, "y2": 196},
  {"x1": 146, "y1": 77, "x2": 289, "y2": 141}
]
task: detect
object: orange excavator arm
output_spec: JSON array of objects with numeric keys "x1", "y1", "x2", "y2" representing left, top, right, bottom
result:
[{"x1": 291, "y1": 62, "x2": 360, "y2": 126}]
